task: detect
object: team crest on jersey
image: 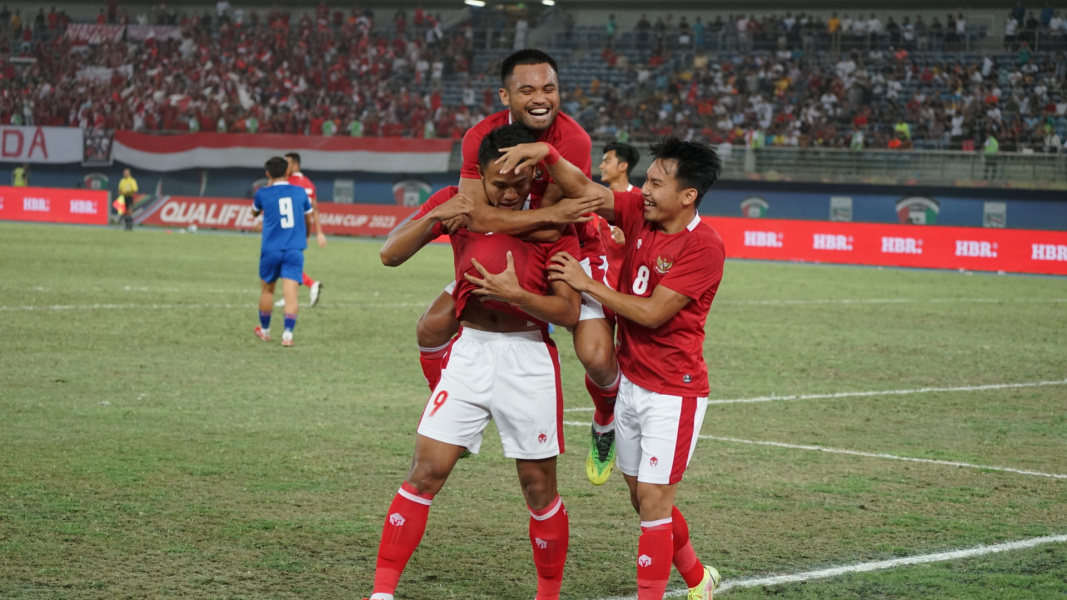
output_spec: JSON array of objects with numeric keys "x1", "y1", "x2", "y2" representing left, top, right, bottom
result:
[
  {"x1": 534, "y1": 167, "x2": 545, "y2": 182},
  {"x1": 654, "y1": 254, "x2": 675, "y2": 274},
  {"x1": 636, "y1": 239, "x2": 643, "y2": 249}
]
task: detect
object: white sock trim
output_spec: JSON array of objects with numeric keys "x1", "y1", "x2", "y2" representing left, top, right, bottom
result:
[
  {"x1": 589, "y1": 369, "x2": 622, "y2": 391},
  {"x1": 529, "y1": 495, "x2": 563, "y2": 521},
  {"x1": 398, "y1": 487, "x2": 433, "y2": 506},
  {"x1": 369, "y1": 594, "x2": 394, "y2": 600},
  {"x1": 418, "y1": 341, "x2": 451, "y2": 354},
  {"x1": 641, "y1": 517, "x2": 673, "y2": 529}
]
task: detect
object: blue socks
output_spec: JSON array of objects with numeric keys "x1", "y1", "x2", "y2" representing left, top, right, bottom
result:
[
  {"x1": 284, "y1": 313, "x2": 296, "y2": 334},
  {"x1": 259, "y1": 310, "x2": 271, "y2": 329}
]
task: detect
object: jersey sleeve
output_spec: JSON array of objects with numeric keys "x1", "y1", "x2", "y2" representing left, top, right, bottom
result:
[
  {"x1": 299, "y1": 189, "x2": 313, "y2": 214},
  {"x1": 554, "y1": 128, "x2": 593, "y2": 177},
  {"x1": 611, "y1": 191, "x2": 644, "y2": 238},
  {"x1": 657, "y1": 236, "x2": 725, "y2": 301},
  {"x1": 540, "y1": 225, "x2": 581, "y2": 273},
  {"x1": 253, "y1": 190, "x2": 263, "y2": 211},
  {"x1": 460, "y1": 123, "x2": 487, "y2": 180}
]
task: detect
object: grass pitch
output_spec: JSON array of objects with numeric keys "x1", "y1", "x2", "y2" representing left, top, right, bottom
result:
[{"x1": 1, "y1": 222, "x2": 1065, "y2": 599}]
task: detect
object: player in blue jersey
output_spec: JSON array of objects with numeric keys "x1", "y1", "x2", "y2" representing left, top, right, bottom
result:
[{"x1": 252, "y1": 156, "x2": 314, "y2": 347}]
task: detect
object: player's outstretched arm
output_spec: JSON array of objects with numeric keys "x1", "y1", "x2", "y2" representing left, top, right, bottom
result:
[
  {"x1": 380, "y1": 194, "x2": 475, "y2": 267},
  {"x1": 497, "y1": 143, "x2": 616, "y2": 222},
  {"x1": 548, "y1": 251, "x2": 690, "y2": 329},
  {"x1": 465, "y1": 252, "x2": 581, "y2": 328}
]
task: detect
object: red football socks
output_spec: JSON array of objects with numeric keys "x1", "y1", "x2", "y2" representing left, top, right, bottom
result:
[
  {"x1": 302, "y1": 272, "x2": 315, "y2": 287},
  {"x1": 671, "y1": 506, "x2": 706, "y2": 588},
  {"x1": 636, "y1": 519, "x2": 673, "y2": 600},
  {"x1": 585, "y1": 372, "x2": 620, "y2": 430},
  {"x1": 372, "y1": 482, "x2": 434, "y2": 597},
  {"x1": 529, "y1": 495, "x2": 569, "y2": 600},
  {"x1": 418, "y1": 343, "x2": 449, "y2": 391}
]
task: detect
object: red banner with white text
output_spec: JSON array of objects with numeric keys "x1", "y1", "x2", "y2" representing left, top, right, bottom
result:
[
  {"x1": 0, "y1": 186, "x2": 110, "y2": 225},
  {"x1": 705, "y1": 216, "x2": 1067, "y2": 276},
  {"x1": 138, "y1": 196, "x2": 414, "y2": 237}
]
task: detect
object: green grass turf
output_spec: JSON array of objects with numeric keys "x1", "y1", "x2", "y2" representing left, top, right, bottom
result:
[{"x1": 1, "y1": 222, "x2": 1064, "y2": 599}]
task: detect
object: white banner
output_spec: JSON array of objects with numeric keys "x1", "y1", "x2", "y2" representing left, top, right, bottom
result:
[{"x1": 0, "y1": 127, "x2": 84, "y2": 164}]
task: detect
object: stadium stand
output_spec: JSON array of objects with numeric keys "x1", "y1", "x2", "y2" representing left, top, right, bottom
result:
[{"x1": 1, "y1": 3, "x2": 1065, "y2": 153}]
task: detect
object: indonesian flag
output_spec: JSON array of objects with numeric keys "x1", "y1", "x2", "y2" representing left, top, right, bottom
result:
[{"x1": 111, "y1": 132, "x2": 453, "y2": 172}]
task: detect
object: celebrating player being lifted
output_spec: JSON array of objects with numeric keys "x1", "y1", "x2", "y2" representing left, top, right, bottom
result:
[
  {"x1": 369, "y1": 124, "x2": 582, "y2": 600},
  {"x1": 497, "y1": 137, "x2": 726, "y2": 600},
  {"x1": 397, "y1": 49, "x2": 623, "y2": 485}
]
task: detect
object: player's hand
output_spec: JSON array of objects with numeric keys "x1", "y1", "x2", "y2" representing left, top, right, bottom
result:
[
  {"x1": 549, "y1": 195, "x2": 604, "y2": 224},
  {"x1": 495, "y1": 142, "x2": 551, "y2": 175},
  {"x1": 611, "y1": 226, "x2": 626, "y2": 245},
  {"x1": 317, "y1": 232, "x2": 327, "y2": 248},
  {"x1": 548, "y1": 251, "x2": 592, "y2": 293},
  {"x1": 465, "y1": 252, "x2": 523, "y2": 303},
  {"x1": 441, "y1": 214, "x2": 470, "y2": 234},
  {"x1": 430, "y1": 193, "x2": 476, "y2": 222}
]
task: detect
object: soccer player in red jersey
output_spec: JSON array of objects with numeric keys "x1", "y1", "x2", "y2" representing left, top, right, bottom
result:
[
  {"x1": 597, "y1": 141, "x2": 640, "y2": 291},
  {"x1": 497, "y1": 137, "x2": 726, "y2": 600},
  {"x1": 369, "y1": 125, "x2": 581, "y2": 600},
  {"x1": 284, "y1": 152, "x2": 326, "y2": 307},
  {"x1": 402, "y1": 49, "x2": 622, "y2": 485}
]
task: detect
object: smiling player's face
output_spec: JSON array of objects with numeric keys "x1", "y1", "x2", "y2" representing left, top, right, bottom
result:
[
  {"x1": 479, "y1": 165, "x2": 533, "y2": 210},
  {"x1": 499, "y1": 63, "x2": 560, "y2": 132}
]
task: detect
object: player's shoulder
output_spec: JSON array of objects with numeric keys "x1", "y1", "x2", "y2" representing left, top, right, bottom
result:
[
  {"x1": 463, "y1": 111, "x2": 509, "y2": 142},
  {"x1": 687, "y1": 216, "x2": 726, "y2": 254},
  {"x1": 427, "y1": 185, "x2": 460, "y2": 204},
  {"x1": 548, "y1": 111, "x2": 590, "y2": 142}
]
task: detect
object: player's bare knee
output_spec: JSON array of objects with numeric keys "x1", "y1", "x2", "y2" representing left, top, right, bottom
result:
[
  {"x1": 576, "y1": 340, "x2": 618, "y2": 386},
  {"x1": 405, "y1": 460, "x2": 450, "y2": 496}
]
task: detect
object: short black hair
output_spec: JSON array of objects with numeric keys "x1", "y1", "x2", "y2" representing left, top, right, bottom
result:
[
  {"x1": 647, "y1": 137, "x2": 721, "y2": 205},
  {"x1": 284, "y1": 152, "x2": 301, "y2": 165},
  {"x1": 500, "y1": 49, "x2": 558, "y2": 88},
  {"x1": 266, "y1": 156, "x2": 289, "y2": 178},
  {"x1": 604, "y1": 141, "x2": 640, "y2": 176},
  {"x1": 478, "y1": 124, "x2": 539, "y2": 170}
]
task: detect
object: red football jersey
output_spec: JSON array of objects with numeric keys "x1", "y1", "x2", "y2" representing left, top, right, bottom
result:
[
  {"x1": 419, "y1": 187, "x2": 580, "y2": 327},
  {"x1": 611, "y1": 191, "x2": 725, "y2": 397},
  {"x1": 288, "y1": 172, "x2": 316, "y2": 202},
  {"x1": 594, "y1": 214, "x2": 626, "y2": 290},
  {"x1": 459, "y1": 110, "x2": 604, "y2": 267}
]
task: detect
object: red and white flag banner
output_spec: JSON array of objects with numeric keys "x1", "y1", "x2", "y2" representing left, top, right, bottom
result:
[
  {"x1": 112, "y1": 132, "x2": 453, "y2": 173},
  {"x1": 138, "y1": 195, "x2": 414, "y2": 237},
  {"x1": 707, "y1": 216, "x2": 1067, "y2": 276},
  {"x1": 63, "y1": 24, "x2": 125, "y2": 43}
]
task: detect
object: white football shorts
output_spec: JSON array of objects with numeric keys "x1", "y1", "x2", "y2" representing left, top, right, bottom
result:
[
  {"x1": 578, "y1": 256, "x2": 608, "y2": 321},
  {"x1": 614, "y1": 373, "x2": 708, "y2": 484},
  {"x1": 417, "y1": 327, "x2": 564, "y2": 460}
]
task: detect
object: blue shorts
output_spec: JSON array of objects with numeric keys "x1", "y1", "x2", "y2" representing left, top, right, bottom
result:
[{"x1": 259, "y1": 249, "x2": 304, "y2": 284}]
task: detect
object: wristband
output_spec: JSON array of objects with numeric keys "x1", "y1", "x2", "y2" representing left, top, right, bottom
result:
[{"x1": 544, "y1": 144, "x2": 561, "y2": 166}]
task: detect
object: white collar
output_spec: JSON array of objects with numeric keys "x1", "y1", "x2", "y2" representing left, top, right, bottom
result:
[
  {"x1": 270, "y1": 181, "x2": 288, "y2": 186},
  {"x1": 686, "y1": 212, "x2": 701, "y2": 231}
]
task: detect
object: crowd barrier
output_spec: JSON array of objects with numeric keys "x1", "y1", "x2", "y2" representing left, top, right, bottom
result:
[
  {"x1": 706, "y1": 216, "x2": 1067, "y2": 276},
  {"x1": 0, "y1": 185, "x2": 109, "y2": 225},
  {"x1": 136, "y1": 195, "x2": 414, "y2": 237}
]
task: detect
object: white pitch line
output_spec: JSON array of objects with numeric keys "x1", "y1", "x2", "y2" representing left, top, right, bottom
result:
[
  {"x1": 0, "y1": 302, "x2": 429, "y2": 311},
  {"x1": 561, "y1": 379, "x2": 1067, "y2": 412},
  {"x1": 700, "y1": 435, "x2": 1067, "y2": 479},
  {"x1": 5, "y1": 297, "x2": 1066, "y2": 313},
  {"x1": 717, "y1": 297, "x2": 1067, "y2": 306},
  {"x1": 596, "y1": 534, "x2": 1067, "y2": 599},
  {"x1": 558, "y1": 425, "x2": 1067, "y2": 479}
]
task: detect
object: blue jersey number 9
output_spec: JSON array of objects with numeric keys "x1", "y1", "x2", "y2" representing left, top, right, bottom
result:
[{"x1": 279, "y1": 197, "x2": 294, "y2": 229}]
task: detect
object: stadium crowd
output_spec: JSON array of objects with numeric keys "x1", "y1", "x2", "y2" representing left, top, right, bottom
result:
[{"x1": 1, "y1": 3, "x2": 1065, "y2": 153}]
